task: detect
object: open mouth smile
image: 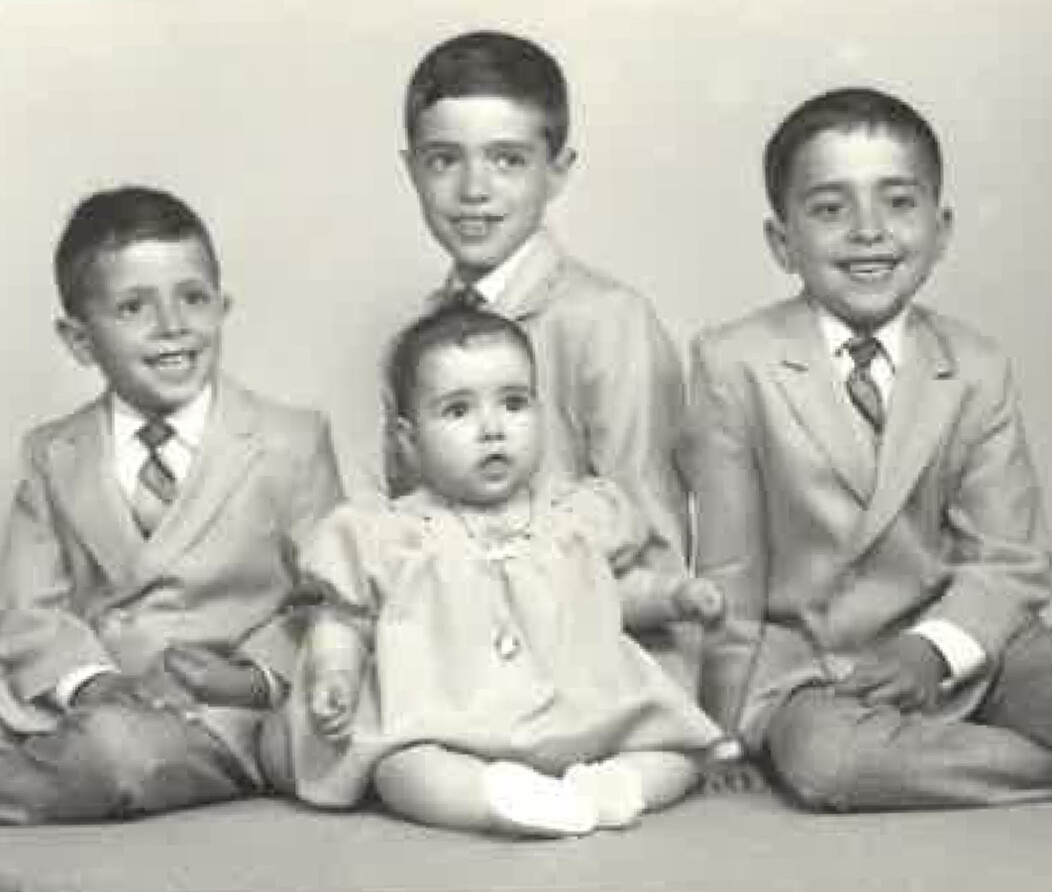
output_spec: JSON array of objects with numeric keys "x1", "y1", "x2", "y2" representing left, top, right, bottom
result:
[
  {"x1": 451, "y1": 215, "x2": 504, "y2": 240},
  {"x1": 839, "y1": 258, "x2": 901, "y2": 282},
  {"x1": 145, "y1": 349, "x2": 199, "y2": 374}
]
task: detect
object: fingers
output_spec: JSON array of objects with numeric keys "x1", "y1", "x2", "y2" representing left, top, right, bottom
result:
[
  {"x1": 677, "y1": 579, "x2": 725, "y2": 626},
  {"x1": 308, "y1": 679, "x2": 355, "y2": 741}
]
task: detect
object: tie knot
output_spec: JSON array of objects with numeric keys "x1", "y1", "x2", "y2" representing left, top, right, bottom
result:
[
  {"x1": 137, "y1": 417, "x2": 175, "y2": 451},
  {"x1": 844, "y1": 334, "x2": 881, "y2": 370},
  {"x1": 449, "y1": 285, "x2": 486, "y2": 309}
]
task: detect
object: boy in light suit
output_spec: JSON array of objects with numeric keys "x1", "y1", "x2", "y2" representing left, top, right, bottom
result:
[
  {"x1": 388, "y1": 31, "x2": 697, "y2": 689},
  {"x1": 681, "y1": 87, "x2": 1052, "y2": 810},
  {"x1": 0, "y1": 186, "x2": 343, "y2": 823}
]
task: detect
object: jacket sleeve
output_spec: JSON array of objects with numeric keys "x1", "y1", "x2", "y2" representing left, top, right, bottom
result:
[
  {"x1": 576, "y1": 290, "x2": 690, "y2": 579},
  {"x1": 678, "y1": 333, "x2": 769, "y2": 735},
  {"x1": 922, "y1": 355, "x2": 1051, "y2": 661},
  {"x1": 0, "y1": 436, "x2": 113, "y2": 709},
  {"x1": 238, "y1": 414, "x2": 346, "y2": 680}
]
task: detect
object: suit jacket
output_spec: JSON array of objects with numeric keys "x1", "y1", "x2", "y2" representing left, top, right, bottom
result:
[
  {"x1": 0, "y1": 375, "x2": 344, "y2": 776},
  {"x1": 681, "y1": 296, "x2": 1051, "y2": 750},
  {"x1": 384, "y1": 231, "x2": 696, "y2": 685}
]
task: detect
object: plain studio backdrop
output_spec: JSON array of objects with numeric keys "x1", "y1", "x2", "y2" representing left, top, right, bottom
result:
[{"x1": 0, "y1": 0, "x2": 1049, "y2": 513}]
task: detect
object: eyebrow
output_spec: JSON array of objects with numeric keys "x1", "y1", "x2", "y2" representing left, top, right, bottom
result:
[
  {"x1": 801, "y1": 175, "x2": 927, "y2": 199},
  {"x1": 414, "y1": 138, "x2": 539, "y2": 153}
]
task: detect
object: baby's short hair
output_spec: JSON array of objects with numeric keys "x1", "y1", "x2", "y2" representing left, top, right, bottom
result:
[
  {"x1": 54, "y1": 185, "x2": 220, "y2": 317},
  {"x1": 404, "y1": 30, "x2": 569, "y2": 157},
  {"x1": 764, "y1": 87, "x2": 943, "y2": 219},
  {"x1": 388, "y1": 304, "x2": 535, "y2": 419}
]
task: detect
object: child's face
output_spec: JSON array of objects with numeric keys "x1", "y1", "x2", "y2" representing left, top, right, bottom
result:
[
  {"x1": 405, "y1": 96, "x2": 574, "y2": 281},
  {"x1": 57, "y1": 237, "x2": 229, "y2": 416},
  {"x1": 400, "y1": 336, "x2": 541, "y2": 507},
  {"x1": 765, "y1": 126, "x2": 953, "y2": 332}
]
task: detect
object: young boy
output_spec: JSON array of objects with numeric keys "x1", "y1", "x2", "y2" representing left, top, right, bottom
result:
[
  {"x1": 0, "y1": 186, "x2": 344, "y2": 823},
  {"x1": 681, "y1": 87, "x2": 1052, "y2": 810},
  {"x1": 389, "y1": 30, "x2": 696, "y2": 688}
]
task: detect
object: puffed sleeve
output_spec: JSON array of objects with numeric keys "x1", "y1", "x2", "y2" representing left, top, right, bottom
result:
[{"x1": 295, "y1": 505, "x2": 392, "y2": 650}]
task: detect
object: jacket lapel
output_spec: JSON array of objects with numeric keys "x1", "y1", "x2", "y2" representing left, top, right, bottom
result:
[
  {"x1": 130, "y1": 377, "x2": 263, "y2": 581},
  {"x1": 773, "y1": 298, "x2": 877, "y2": 502},
  {"x1": 48, "y1": 398, "x2": 143, "y2": 584},
  {"x1": 848, "y1": 308, "x2": 961, "y2": 556}
]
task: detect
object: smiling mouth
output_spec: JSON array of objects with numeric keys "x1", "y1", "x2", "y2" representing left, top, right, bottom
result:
[
  {"x1": 839, "y1": 258, "x2": 900, "y2": 282},
  {"x1": 451, "y1": 216, "x2": 503, "y2": 240},
  {"x1": 145, "y1": 349, "x2": 198, "y2": 372}
]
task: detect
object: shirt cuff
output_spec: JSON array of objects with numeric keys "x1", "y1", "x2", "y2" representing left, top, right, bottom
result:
[
  {"x1": 253, "y1": 661, "x2": 287, "y2": 708},
  {"x1": 909, "y1": 620, "x2": 986, "y2": 688},
  {"x1": 53, "y1": 664, "x2": 118, "y2": 710}
]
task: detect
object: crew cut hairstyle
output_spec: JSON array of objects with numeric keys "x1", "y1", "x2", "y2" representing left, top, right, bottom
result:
[
  {"x1": 763, "y1": 86, "x2": 943, "y2": 219},
  {"x1": 404, "y1": 29, "x2": 570, "y2": 157},
  {"x1": 54, "y1": 185, "x2": 220, "y2": 317}
]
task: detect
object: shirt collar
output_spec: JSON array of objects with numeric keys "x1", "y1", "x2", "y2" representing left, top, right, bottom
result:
[
  {"x1": 814, "y1": 303, "x2": 909, "y2": 370},
  {"x1": 111, "y1": 385, "x2": 213, "y2": 450},
  {"x1": 451, "y1": 232, "x2": 540, "y2": 305}
]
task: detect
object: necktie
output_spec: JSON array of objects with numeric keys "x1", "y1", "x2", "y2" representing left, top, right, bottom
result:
[
  {"x1": 132, "y1": 418, "x2": 177, "y2": 536},
  {"x1": 844, "y1": 334, "x2": 885, "y2": 433},
  {"x1": 449, "y1": 285, "x2": 486, "y2": 309}
]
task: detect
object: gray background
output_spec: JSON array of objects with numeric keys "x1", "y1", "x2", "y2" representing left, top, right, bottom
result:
[{"x1": 1, "y1": 0, "x2": 1049, "y2": 511}]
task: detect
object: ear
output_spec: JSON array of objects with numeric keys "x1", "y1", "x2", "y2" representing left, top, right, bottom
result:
[
  {"x1": 933, "y1": 205, "x2": 954, "y2": 262},
  {"x1": 545, "y1": 146, "x2": 577, "y2": 201},
  {"x1": 393, "y1": 416, "x2": 421, "y2": 476},
  {"x1": 763, "y1": 216, "x2": 797, "y2": 274},
  {"x1": 219, "y1": 291, "x2": 234, "y2": 317},
  {"x1": 55, "y1": 316, "x2": 97, "y2": 367}
]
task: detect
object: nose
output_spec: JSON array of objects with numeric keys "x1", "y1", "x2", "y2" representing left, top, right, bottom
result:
[
  {"x1": 458, "y1": 156, "x2": 491, "y2": 203},
  {"x1": 153, "y1": 296, "x2": 189, "y2": 336},
  {"x1": 849, "y1": 197, "x2": 887, "y2": 243},
  {"x1": 478, "y1": 405, "x2": 506, "y2": 440}
]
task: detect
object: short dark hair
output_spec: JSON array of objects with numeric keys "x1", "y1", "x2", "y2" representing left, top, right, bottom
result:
[
  {"x1": 54, "y1": 185, "x2": 220, "y2": 317},
  {"x1": 387, "y1": 304, "x2": 535, "y2": 419},
  {"x1": 405, "y1": 30, "x2": 569, "y2": 157},
  {"x1": 764, "y1": 87, "x2": 943, "y2": 219}
]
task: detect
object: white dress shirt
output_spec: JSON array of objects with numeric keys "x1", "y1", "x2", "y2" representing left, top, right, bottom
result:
[
  {"x1": 453, "y1": 232, "x2": 538, "y2": 311},
  {"x1": 814, "y1": 305, "x2": 986, "y2": 688}
]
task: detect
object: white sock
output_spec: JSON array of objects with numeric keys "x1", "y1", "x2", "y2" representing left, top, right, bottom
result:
[
  {"x1": 482, "y1": 761, "x2": 596, "y2": 838},
  {"x1": 564, "y1": 761, "x2": 646, "y2": 829}
]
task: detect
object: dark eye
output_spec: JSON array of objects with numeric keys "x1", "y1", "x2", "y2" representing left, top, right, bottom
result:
[
  {"x1": 808, "y1": 200, "x2": 844, "y2": 221},
  {"x1": 503, "y1": 393, "x2": 532, "y2": 412},
  {"x1": 182, "y1": 288, "x2": 214, "y2": 307},
  {"x1": 115, "y1": 298, "x2": 144, "y2": 319},
  {"x1": 442, "y1": 401, "x2": 470, "y2": 420},
  {"x1": 421, "y1": 150, "x2": 457, "y2": 174},
  {"x1": 492, "y1": 150, "x2": 528, "y2": 171},
  {"x1": 887, "y1": 191, "x2": 919, "y2": 211}
]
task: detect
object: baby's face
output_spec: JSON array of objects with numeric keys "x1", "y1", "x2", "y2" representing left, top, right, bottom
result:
[
  {"x1": 765, "y1": 126, "x2": 952, "y2": 332},
  {"x1": 58, "y1": 237, "x2": 229, "y2": 415},
  {"x1": 404, "y1": 336, "x2": 541, "y2": 508},
  {"x1": 404, "y1": 95, "x2": 572, "y2": 281}
]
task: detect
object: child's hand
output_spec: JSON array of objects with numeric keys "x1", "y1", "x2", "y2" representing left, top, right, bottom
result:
[
  {"x1": 71, "y1": 671, "x2": 147, "y2": 708},
  {"x1": 673, "y1": 578, "x2": 724, "y2": 627},
  {"x1": 307, "y1": 667, "x2": 359, "y2": 742},
  {"x1": 835, "y1": 634, "x2": 947, "y2": 712},
  {"x1": 163, "y1": 644, "x2": 271, "y2": 709}
]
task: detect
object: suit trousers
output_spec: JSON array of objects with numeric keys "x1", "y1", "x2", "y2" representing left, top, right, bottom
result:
[
  {"x1": 765, "y1": 622, "x2": 1052, "y2": 811},
  {"x1": 0, "y1": 701, "x2": 257, "y2": 824}
]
